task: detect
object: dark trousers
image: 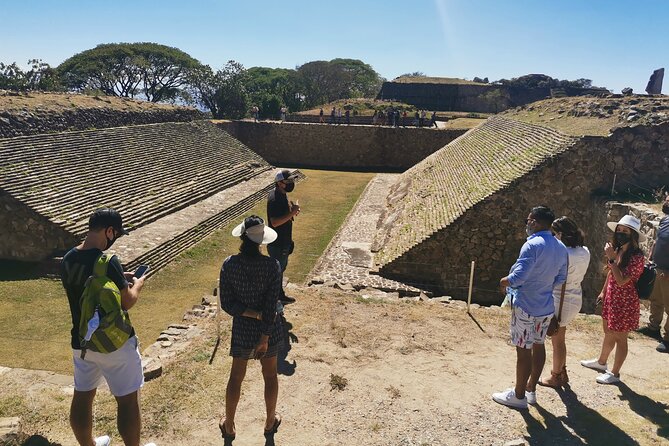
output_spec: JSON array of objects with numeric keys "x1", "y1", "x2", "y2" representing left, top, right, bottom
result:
[{"x1": 267, "y1": 243, "x2": 291, "y2": 297}]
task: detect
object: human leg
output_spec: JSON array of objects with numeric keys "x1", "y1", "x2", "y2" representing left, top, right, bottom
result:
[
  {"x1": 260, "y1": 356, "x2": 279, "y2": 431},
  {"x1": 526, "y1": 342, "x2": 546, "y2": 393},
  {"x1": 598, "y1": 318, "x2": 615, "y2": 365},
  {"x1": 222, "y1": 357, "x2": 249, "y2": 435},
  {"x1": 551, "y1": 327, "x2": 567, "y2": 373},
  {"x1": 70, "y1": 389, "x2": 97, "y2": 446},
  {"x1": 610, "y1": 331, "x2": 628, "y2": 375},
  {"x1": 115, "y1": 390, "x2": 141, "y2": 446},
  {"x1": 649, "y1": 276, "x2": 665, "y2": 331}
]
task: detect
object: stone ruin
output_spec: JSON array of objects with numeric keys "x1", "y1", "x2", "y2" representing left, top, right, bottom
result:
[
  {"x1": 371, "y1": 105, "x2": 669, "y2": 310},
  {"x1": 0, "y1": 120, "x2": 300, "y2": 275}
]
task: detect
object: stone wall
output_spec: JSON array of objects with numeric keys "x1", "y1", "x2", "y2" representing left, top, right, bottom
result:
[
  {"x1": 378, "y1": 81, "x2": 607, "y2": 113},
  {"x1": 0, "y1": 107, "x2": 202, "y2": 138},
  {"x1": 377, "y1": 122, "x2": 669, "y2": 312},
  {"x1": 0, "y1": 192, "x2": 77, "y2": 261},
  {"x1": 217, "y1": 121, "x2": 467, "y2": 171}
]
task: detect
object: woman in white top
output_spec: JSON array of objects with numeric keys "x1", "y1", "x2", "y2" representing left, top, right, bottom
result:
[{"x1": 539, "y1": 216, "x2": 591, "y2": 388}]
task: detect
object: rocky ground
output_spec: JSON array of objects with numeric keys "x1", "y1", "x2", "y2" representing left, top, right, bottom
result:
[{"x1": 2, "y1": 286, "x2": 668, "y2": 446}]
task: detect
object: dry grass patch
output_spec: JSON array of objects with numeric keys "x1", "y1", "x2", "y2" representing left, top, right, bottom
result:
[{"x1": 0, "y1": 169, "x2": 373, "y2": 372}]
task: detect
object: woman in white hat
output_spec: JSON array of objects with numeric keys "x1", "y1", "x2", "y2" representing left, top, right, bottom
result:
[
  {"x1": 218, "y1": 216, "x2": 283, "y2": 445},
  {"x1": 581, "y1": 215, "x2": 646, "y2": 384}
]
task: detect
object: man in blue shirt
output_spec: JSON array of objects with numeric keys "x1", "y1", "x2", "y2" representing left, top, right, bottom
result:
[{"x1": 493, "y1": 206, "x2": 568, "y2": 409}]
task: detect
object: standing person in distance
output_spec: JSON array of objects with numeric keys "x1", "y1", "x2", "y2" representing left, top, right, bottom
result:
[
  {"x1": 267, "y1": 170, "x2": 300, "y2": 304},
  {"x1": 60, "y1": 208, "x2": 156, "y2": 446},
  {"x1": 581, "y1": 215, "x2": 645, "y2": 384},
  {"x1": 538, "y1": 217, "x2": 591, "y2": 388}
]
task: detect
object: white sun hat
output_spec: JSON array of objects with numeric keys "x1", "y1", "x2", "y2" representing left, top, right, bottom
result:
[
  {"x1": 232, "y1": 216, "x2": 277, "y2": 245},
  {"x1": 606, "y1": 214, "x2": 646, "y2": 242}
]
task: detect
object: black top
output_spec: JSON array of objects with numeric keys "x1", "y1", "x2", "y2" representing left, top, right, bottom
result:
[
  {"x1": 60, "y1": 248, "x2": 130, "y2": 349},
  {"x1": 267, "y1": 187, "x2": 292, "y2": 247},
  {"x1": 654, "y1": 216, "x2": 669, "y2": 270},
  {"x1": 219, "y1": 254, "x2": 283, "y2": 356}
]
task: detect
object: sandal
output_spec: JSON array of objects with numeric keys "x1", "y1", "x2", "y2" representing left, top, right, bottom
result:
[
  {"x1": 263, "y1": 413, "x2": 282, "y2": 446},
  {"x1": 560, "y1": 366, "x2": 570, "y2": 386},
  {"x1": 538, "y1": 371, "x2": 563, "y2": 388},
  {"x1": 219, "y1": 418, "x2": 236, "y2": 446}
]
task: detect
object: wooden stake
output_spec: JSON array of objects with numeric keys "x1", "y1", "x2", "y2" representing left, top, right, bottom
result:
[{"x1": 467, "y1": 260, "x2": 475, "y2": 313}]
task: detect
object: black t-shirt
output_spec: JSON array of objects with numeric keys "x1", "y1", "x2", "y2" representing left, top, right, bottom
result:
[
  {"x1": 60, "y1": 247, "x2": 130, "y2": 349},
  {"x1": 267, "y1": 187, "x2": 292, "y2": 247}
]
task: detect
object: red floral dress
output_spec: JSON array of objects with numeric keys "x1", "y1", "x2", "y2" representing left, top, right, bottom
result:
[{"x1": 601, "y1": 252, "x2": 644, "y2": 332}]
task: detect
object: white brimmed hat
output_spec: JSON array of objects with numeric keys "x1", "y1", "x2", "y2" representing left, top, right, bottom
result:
[
  {"x1": 232, "y1": 216, "x2": 277, "y2": 245},
  {"x1": 606, "y1": 215, "x2": 646, "y2": 242}
]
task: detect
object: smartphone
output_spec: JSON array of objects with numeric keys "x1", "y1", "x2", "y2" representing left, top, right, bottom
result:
[{"x1": 133, "y1": 265, "x2": 150, "y2": 279}]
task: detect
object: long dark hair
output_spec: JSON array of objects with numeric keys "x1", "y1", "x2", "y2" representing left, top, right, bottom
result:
[
  {"x1": 551, "y1": 216, "x2": 585, "y2": 248},
  {"x1": 239, "y1": 234, "x2": 262, "y2": 257},
  {"x1": 611, "y1": 227, "x2": 642, "y2": 269}
]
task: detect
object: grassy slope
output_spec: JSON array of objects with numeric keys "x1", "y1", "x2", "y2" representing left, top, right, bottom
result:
[{"x1": 0, "y1": 169, "x2": 374, "y2": 373}]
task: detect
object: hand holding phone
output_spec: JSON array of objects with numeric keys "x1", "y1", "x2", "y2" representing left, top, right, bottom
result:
[{"x1": 133, "y1": 265, "x2": 150, "y2": 279}]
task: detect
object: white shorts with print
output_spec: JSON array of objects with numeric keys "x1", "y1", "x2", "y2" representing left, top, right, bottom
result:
[
  {"x1": 73, "y1": 336, "x2": 144, "y2": 397},
  {"x1": 510, "y1": 306, "x2": 551, "y2": 349}
]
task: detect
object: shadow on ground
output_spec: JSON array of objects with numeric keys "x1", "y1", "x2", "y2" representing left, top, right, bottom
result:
[
  {"x1": 520, "y1": 385, "x2": 641, "y2": 445},
  {"x1": 277, "y1": 314, "x2": 297, "y2": 376}
]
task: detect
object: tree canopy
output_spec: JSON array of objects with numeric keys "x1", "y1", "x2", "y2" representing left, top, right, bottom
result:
[{"x1": 57, "y1": 42, "x2": 201, "y2": 102}]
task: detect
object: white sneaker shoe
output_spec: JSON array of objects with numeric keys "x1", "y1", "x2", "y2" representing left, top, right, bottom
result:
[
  {"x1": 526, "y1": 390, "x2": 537, "y2": 405},
  {"x1": 580, "y1": 359, "x2": 608, "y2": 372},
  {"x1": 596, "y1": 371, "x2": 621, "y2": 384},
  {"x1": 492, "y1": 388, "x2": 528, "y2": 409},
  {"x1": 95, "y1": 436, "x2": 111, "y2": 446},
  {"x1": 144, "y1": 443, "x2": 157, "y2": 446}
]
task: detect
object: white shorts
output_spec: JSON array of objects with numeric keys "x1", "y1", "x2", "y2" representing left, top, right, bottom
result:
[
  {"x1": 73, "y1": 336, "x2": 144, "y2": 397},
  {"x1": 510, "y1": 306, "x2": 551, "y2": 349}
]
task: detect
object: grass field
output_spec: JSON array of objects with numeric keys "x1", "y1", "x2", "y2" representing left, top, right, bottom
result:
[{"x1": 0, "y1": 169, "x2": 374, "y2": 373}]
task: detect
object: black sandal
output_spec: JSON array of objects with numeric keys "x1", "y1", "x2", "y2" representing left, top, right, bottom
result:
[
  {"x1": 263, "y1": 414, "x2": 282, "y2": 446},
  {"x1": 219, "y1": 419, "x2": 236, "y2": 446}
]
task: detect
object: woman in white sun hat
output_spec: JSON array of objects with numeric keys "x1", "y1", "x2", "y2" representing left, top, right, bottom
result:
[
  {"x1": 218, "y1": 215, "x2": 283, "y2": 445},
  {"x1": 581, "y1": 214, "x2": 646, "y2": 384}
]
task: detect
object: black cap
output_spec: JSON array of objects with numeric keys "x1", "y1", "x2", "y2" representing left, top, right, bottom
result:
[{"x1": 88, "y1": 208, "x2": 130, "y2": 235}]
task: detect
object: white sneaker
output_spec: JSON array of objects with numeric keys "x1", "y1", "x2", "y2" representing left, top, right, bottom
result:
[
  {"x1": 492, "y1": 388, "x2": 528, "y2": 409},
  {"x1": 596, "y1": 371, "x2": 621, "y2": 384},
  {"x1": 526, "y1": 390, "x2": 537, "y2": 405},
  {"x1": 580, "y1": 359, "x2": 608, "y2": 372},
  {"x1": 144, "y1": 443, "x2": 157, "y2": 446},
  {"x1": 95, "y1": 436, "x2": 111, "y2": 446}
]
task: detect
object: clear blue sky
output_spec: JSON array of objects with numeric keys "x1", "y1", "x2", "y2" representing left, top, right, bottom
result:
[{"x1": 2, "y1": 0, "x2": 667, "y2": 94}]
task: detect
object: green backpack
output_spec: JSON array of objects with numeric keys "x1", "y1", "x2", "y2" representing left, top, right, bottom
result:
[{"x1": 78, "y1": 254, "x2": 133, "y2": 358}]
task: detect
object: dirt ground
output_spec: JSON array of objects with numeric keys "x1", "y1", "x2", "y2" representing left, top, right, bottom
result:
[{"x1": 3, "y1": 286, "x2": 668, "y2": 446}]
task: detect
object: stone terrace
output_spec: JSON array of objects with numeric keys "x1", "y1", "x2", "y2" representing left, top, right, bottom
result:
[
  {"x1": 374, "y1": 116, "x2": 578, "y2": 267},
  {"x1": 307, "y1": 174, "x2": 425, "y2": 295},
  {"x1": 0, "y1": 121, "x2": 270, "y2": 237}
]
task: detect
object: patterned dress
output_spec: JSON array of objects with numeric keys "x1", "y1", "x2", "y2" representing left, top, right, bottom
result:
[
  {"x1": 219, "y1": 254, "x2": 283, "y2": 358},
  {"x1": 601, "y1": 252, "x2": 644, "y2": 332}
]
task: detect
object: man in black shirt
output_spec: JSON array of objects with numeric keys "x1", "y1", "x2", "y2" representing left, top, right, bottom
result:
[
  {"x1": 60, "y1": 208, "x2": 149, "y2": 446},
  {"x1": 267, "y1": 170, "x2": 300, "y2": 304}
]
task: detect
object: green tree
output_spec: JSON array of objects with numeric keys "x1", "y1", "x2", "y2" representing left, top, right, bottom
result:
[
  {"x1": 57, "y1": 42, "x2": 201, "y2": 102},
  {"x1": 330, "y1": 58, "x2": 384, "y2": 97},
  {"x1": 0, "y1": 59, "x2": 63, "y2": 91},
  {"x1": 245, "y1": 67, "x2": 305, "y2": 116}
]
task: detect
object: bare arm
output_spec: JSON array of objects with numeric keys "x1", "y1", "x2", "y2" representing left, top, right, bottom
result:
[
  {"x1": 121, "y1": 276, "x2": 145, "y2": 310},
  {"x1": 270, "y1": 202, "x2": 300, "y2": 228}
]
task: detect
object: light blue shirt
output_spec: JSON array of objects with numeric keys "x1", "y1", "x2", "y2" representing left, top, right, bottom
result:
[{"x1": 507, "y1": 230, "x2": 569, "y2": 317}]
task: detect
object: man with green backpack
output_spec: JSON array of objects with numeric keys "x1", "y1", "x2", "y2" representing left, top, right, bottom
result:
[{"x1": 60, "y1": 208, "x2": 153, "y2": 446}]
